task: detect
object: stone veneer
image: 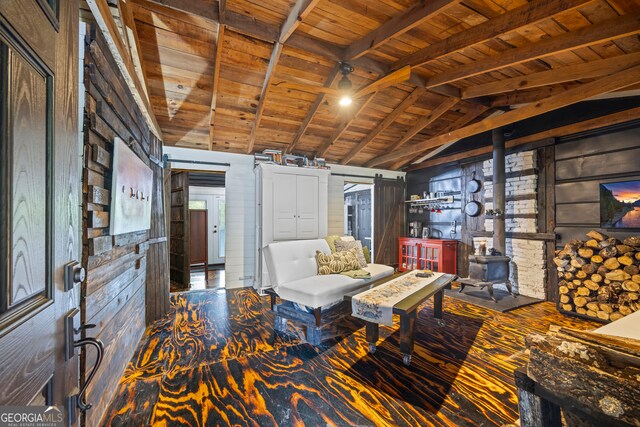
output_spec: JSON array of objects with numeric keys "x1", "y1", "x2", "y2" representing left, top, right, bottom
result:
[{"x1": 475, "y1": 151, "x2": 546, "y2": 300}]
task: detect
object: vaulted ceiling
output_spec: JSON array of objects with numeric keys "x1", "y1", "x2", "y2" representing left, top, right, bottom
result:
[{"x1": 119, "y1": 0, "x2": 640, "y2": 169}]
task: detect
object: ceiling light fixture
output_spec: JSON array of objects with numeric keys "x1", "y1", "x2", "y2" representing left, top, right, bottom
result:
[
  {"x1": 337, "y1": 62, "x2": 354, "y2": 107},
  {"x1": 339, "y1": 96, "x2": 352, "y2": 106}
]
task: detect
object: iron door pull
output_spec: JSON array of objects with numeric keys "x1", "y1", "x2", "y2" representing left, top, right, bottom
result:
[{"x1": 74, "y1": 337, "x2": 104, "y2": 412}]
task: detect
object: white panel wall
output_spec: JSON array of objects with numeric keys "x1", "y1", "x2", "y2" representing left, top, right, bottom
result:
[
  {"x1": 327, "y1": 164, "x2": 405, "y2": 236},
  {"x1": 164, "y1": 147, "x2": 255, "y2": 289}
]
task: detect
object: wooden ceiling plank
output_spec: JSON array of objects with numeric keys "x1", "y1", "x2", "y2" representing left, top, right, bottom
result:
[
  {"x1": 393, "y1": 0, "x2": 595, "y2": 70},
  {"x1": 388, "y1": 104, "x2": 489, "y2": 169},
  {"x1": 316, "y1": 93, "x2": 378, "y2": 158},
  {"x1": 246, "y1": 42, "x2": 284, "y2": 153},
  {"x1": 462, "y1": 52, "x2": 640, "y2": 99},
  {"x1": 209, "y1": 24, "x2": 225, "y2": 150},
  {"x1": 425, "y1": 12, "x2": 640, "y2": 88},
  {"x1": 340, "y1": 86, "x2": 426, "y2": 165},
  {"x1": 143, "y1": 0, "x2": 218, "y2": 20},
  {"x1": 408, "y1": 106, "x2": 640, "y2": 171},
  {"x1": 368, "y1": 63, "x2": 640, "y2": 166},
  {"x1": 285, "y1": 64, "x2": 341, "y2": 154},
  {"x1": 87, "y1": 0, "x2": 163, "y2": 138},
  {"x1": 279, "y1": 0, "x2": 321, "y2": 43},
  {"x1": 378, "y1": 97, "x2": 459, "y2": 156},
  {"x1": 344, "y1": 0, "x2": 461, "y2": 60},
  {"x1": 219, "y1": 0, "x2": 226, "y2": 23},
  {"x1": 119, "y1": 0, "x2": 150, "y2": 103}
]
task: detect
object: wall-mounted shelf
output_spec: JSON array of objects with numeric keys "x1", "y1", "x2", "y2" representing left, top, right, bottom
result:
[{"x1": 405, "y1": 196, "x2": 454, "y2": 206}]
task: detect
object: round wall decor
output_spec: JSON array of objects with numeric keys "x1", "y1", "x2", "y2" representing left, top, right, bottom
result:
[
  {"x1": 464, "y1": 200, "x2": 482, "y2": 217},
  {"x1": 468, "y1": 171, "x2": 481, "y2": 193}
]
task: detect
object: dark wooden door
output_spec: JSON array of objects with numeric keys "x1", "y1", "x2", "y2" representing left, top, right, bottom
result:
[
  {"x1": 189, "y1": 209, "x2": 208, "y2": 267},
  {"x1": 0, "y1": 0, "x2": 82, "y2": 421},
  {"x1": 356, "y1": 190, "x2": 372, "y2": 251},
  {"x1": 373, "y1": 176, "x2": 406, "y2": 266},
  {"x1": 169, "y1": 171, "x2": 190, "y2": 288}
]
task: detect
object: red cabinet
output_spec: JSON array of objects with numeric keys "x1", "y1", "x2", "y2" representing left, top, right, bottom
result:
[{"x1": 398, "y1": 238, "x2": 458, "y2": 274}]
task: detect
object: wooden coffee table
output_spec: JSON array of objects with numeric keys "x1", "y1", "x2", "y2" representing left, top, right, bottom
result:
[{"x1": 344, "y1": 272, "x2": 454, "y2": 366}]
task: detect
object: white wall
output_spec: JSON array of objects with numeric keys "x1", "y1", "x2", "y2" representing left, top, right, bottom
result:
[
  {"x1": 164, "y1": 148, "x2": 405, "y2": 288},
  {"x1": 164, "y1": 147, "x2": 254, "y2": 289}
]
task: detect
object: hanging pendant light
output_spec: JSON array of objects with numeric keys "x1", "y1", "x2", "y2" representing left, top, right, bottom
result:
[{"x1": 338, "y1": 62, "x2": 354, "y2": 107}]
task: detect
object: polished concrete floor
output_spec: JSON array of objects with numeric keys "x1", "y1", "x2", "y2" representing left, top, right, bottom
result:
[
  {"x1": 102, "y1": 288, "x2": 597, "y2": 426},
  {"x1": 170, "y1": 267, "x2": 225, "y2": 293}
]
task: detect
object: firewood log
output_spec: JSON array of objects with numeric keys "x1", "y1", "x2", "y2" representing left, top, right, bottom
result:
[
  {"x1": 601, "y1": 237, "x2": 620, "y2": 248},
  {"x1": 606, "y1": 270, "x2": 631, "y2": 281},
  {"x1": 560, "y1": 294, "x2": 571, "y2": 304},
  {"x1": 616, "y1": 245, "x2": 634, "y2": 254},
  {"x1": 599, "y1": 246, "x2": 618, "y2": 259},
  {"x1": 597, "y1": 265, "x2": 609, "y2": 276},
  {"x1": 622, "y1": 280, "x2": 640, "y2": 292},
  {"x1": 618, "y1": 255, "x2": 634, "y2": 266},
  {"x1": 584, "y1": 280, "x2": 600, "y2": 291},
  {"x1": 559, "y1": 285, "x2": 570, "y2": 295},
  {"x1": 576, "y1": 286, "x2": 591, "y2": 296},
  {"x1": 576, "y1": 307, "x2": 587, "y2": 315},
  {"x1": 603, "y1": 258, "x2": 620, "y2": 270},
  {"x1": 564, "y1": 272, "x2": 574, "y2": 280},
  {"x1": 585, "y1": 239, "x2": 601, "y2": 249},
  {"x1": 597, "y1": 286, "x2": 613, "y2": 302},
  {"x1": 623, "y1": 236, "x2": 640, "y2": 247},
  {"x1": 566, "y1": 281, "x2": 577, "y2": 290},
  {"x1": 586, "y1": 302, "x2": 600, "y2": 312},
  {"x1": 578, "y1": 247, "x2": 594, "y2": 258},
  {"x1": 591, "y1": 254, "x2": 604, "y2": 264},
  {"x1": 566, "y1": 266, "x2": 577, "y2": 273},
  {"x1": 581, "y1": 263, "x2": 597, "y2": 275},
  {"x1": 598, "y1": 303, "x2": 614, "y2": 313},
  {"x1": 635, "y1": 252, "x2": 640, "y2": 261},
  {"x1": 586, "y1": 230, "x2": 608, "y2": 242},
  {"x1": 597, "y1": 311, "x2": 610, "y2": 321},
  {"x1": 586, "y1": 309, "x2": 598, "y2": 317},
  {"x1": 572, "y1": 279, "x2": 582, "y2": 287},
  {"x1": 610, "y1": 312, "x2": 624, "y2": 321},
  {"x1": 562, "y1": 303, "x2": 574, "y2": 312},
  {"x1": 632, "y1": 274, "x2": 640, "y2": 284},
  {"x1": 576, "y1": 270, "x2": 587, "y2": 279},
  {"x1": 631, "y1": 302, "x2": 639, "y2": 312},
  {"x1": 571, "y1": 257, "x2": 586, "y2": 268},
  {"x1": 619, "y1": 305, "x2": 633, "y2": 316},
  {"x1": 591, "y1": 273, "x2": 603, "y2": 283},
  {"x1": 623, "y1": 265, "x2": 639, "y2": 276},
  {"x1": 554, "y1": 257, "x2": 569, "y2": 268},
  {"x1": 574, "y1": 296, "x2": 594, "y2": 307},
  {"x1": 610, "y1": 282, "x2": 623, "y2": 294}
]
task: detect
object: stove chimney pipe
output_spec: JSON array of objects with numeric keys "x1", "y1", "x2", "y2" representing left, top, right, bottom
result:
[{"x1": 492, "y1": 128, "x2": 506, "y2": 255}]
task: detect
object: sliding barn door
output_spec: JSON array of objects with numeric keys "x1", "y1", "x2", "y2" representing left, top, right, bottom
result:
[
  {"x1": 0, "y1": 0, "x2": 82, "y2": 423},
  {"x1": 373, "y1": 176, "x2": 406, "y2": 267},
  {"x1": 169, "y1": 171, "x2": 190, "y2": 289}
]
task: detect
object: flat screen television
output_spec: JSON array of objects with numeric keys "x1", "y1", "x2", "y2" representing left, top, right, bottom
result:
[{"x1": 600, "y1": 180, "x2": 640, "y2": 229}]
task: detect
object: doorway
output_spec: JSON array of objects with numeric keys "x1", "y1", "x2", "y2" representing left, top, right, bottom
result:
[
  {"x1": 169, "y1": 171, "x2": 226, "y2": 291},
  {"x1": 344, "y1": 183, "x2": 373, "y2": 253}
]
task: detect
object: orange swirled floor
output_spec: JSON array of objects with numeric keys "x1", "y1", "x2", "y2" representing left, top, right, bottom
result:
[{"x1": 102, "y1": 288, "x2": 596, "y2": 426}]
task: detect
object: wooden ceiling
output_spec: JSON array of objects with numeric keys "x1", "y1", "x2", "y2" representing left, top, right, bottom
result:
[{"x1": 120, "y1": 0, "x2": 640, "y2": 169}]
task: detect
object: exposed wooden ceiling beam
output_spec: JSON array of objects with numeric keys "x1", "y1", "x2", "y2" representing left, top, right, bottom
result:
[
  {"x1": 218, "y1": 0, "x2": 226, "y2": 23},
  {"x1": 87, "y1": 0, "x2": 163, "y2": 138},
  {"x1": 364, "y1": 97, "x2": 459, "y2": 165},
  {"x1": 246, "y1": 42, "x2": 284, "y2": 154},
  {"x1": 119, "y1": 0, "x2": 150, "y2": 103},
  {"x1": 340, "y1": 86, "x2": 427, "y2": 165},
  {"x1": 285, "y1": 65, "x2": 341, "y2": 154},
  {"x1": 388, "y1": 104, "x2": 489, "y2": 169},
  {"x1": 367, "y1": 63, "x2": 640, "y2": 166},
  {"x1": 208, "y1": 24, "x2": 225, "y2": 150},
  {"x1": 463, "y1": 52, "x2": 640, "y2": 99},
  {"x1": 392, "y1": 0, "x2": 594, "y2": 70},
  {"x1": 143, "y1": 0, "x2": 217, "y2": 20},
  {"x1": 407, "y1": 106, "x2": 640, "y2": 171},
  {"x1": 425, "y1": 13, "x2": 640, "y2": 88},
  {"x1": 344, "y1": 0, "x2": 461, "y2": 60},
  {"x1": 316, "y1": 93, "x2": 378, "y2": 158},
  {"x1": 279, "y1": 0, "x2": 321, "y2": 43}
]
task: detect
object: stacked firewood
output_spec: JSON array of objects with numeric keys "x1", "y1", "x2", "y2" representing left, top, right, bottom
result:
[{"x1": 555, "y1": 230, "x2": 640, "y2": 321}]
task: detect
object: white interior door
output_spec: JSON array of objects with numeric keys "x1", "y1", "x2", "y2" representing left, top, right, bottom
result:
[
  {"x1": 296, "y1": 175, "x2": 319, "y2": 238},
  {"x1": 273, "y1": 173, "x2": 297, "y2": 240},
  {"x1": 211, "y1": 195, "x2": 225, "y2": 264}
]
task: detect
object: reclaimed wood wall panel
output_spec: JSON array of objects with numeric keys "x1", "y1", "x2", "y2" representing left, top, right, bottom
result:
[
  {"x1": 373, "y1": 176, "x2": 406, "y2": 267},
  {"x1": 81, "y1": 23, "x2": 168, "y2": 426},
  {"x1": 554, "y1": 124, "x2": 640, "y2": 244}
]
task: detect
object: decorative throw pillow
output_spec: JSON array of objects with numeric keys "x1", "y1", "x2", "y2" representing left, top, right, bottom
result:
[
  {"x1": 324, "y1": 235, "x2": 341, "y2": 253},
  {"x1": 362, "y1": 246, "x2": 371, "y2": 264},
  {"x1": 316, "y1": 249, "x2": 360, "y2": 275},
  {"x1": 334, "y1": 239, "x2": 367, "y2": 268}
]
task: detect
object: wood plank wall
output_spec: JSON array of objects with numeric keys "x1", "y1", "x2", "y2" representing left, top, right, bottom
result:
[
  {"x1": 81, "y1": 24, "x2": 168, "y2": 426},
  {"x1": 554, "y1": 124, "x2": 640, "y2": 244}
]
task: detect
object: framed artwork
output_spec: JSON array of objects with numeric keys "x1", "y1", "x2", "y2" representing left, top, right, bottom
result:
[{"x1": 110, "y1": 137, "x2": 153, "y2": 235}]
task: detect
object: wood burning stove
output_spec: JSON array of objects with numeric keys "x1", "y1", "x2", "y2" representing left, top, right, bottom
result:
[{"x1": 459, "y1": 255, "x2": 514, "y2": 302}]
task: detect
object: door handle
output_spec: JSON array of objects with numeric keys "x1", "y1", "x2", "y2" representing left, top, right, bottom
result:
[
  {"x1": 74, "y1": 337, "x2": 104, "y2": 412},
  {"x1": 64, "y1": 261, "x2": 86, "y2": 291}
]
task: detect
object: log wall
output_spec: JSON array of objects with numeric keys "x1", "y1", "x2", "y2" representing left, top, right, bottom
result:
[{"x1": 81, "y1": 24, "x2": 168, "y2": 426}]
